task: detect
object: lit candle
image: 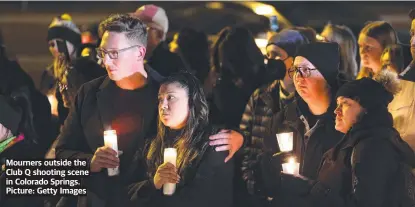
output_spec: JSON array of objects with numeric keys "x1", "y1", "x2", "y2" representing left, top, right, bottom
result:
[
  {"x1": 282, "y1": 157, "x2": 300, "y2": 175},
  {"x1": 104, "y1": 130, "x2": 119, "y2": 176},
  {"x1": 276, "y1": 132, "x2": 293, "y2": 152},
  {"x1": 163, "y1": 148, "x2": 177, "y2": 195}
]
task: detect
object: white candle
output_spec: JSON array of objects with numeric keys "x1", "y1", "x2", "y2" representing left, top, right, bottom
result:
[
  {"x1": 104, "y1": 130, "x2": 119, "y2": 176},
  {"x1": 276, "y1": 132, "x2": 294, "y2": 152},
  {"x1": 282, "y1": 157, "x2": 300, "y2": 175},
  {"x1": 163, "y1": 148, "x2": 177, "y2": 196}
]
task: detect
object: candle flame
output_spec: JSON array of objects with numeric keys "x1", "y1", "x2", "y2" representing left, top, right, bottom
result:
[
  {"x1": 104, "y1": 130, "x2": 117, "y2": 136},
  {"x1": 288, "y1": 157, "x2": 296, "y2": 164}
]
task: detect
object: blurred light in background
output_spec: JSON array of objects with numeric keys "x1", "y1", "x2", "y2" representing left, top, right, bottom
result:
[
  {"x1": 254, "y1": 5, "x2": 275, "y2": 16},
  {"x1": 255, "y1": 38, "x2": 268, "y2": 55},
  {"x1": 206, "y1": 2, "x2": 224, "y2": 10}
]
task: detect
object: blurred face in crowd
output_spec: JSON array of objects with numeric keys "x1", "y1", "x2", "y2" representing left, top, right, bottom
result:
[
  {"x1": 48, "y1": 39, "x2": 75, "y2": 59},
  {"x1": 99, "y1": 31, "x2": 144, "y2": 81},
  {"x1": 169, "y1": 33, "x2": 179, "y2": 54},
  {"x1": 266, "y1": 45, "x2": 293, "y2": 69},
  {"x1": 358, "y1": 34, "x2": 383, "y2": 74},
  {"x1": 267, "y1": 45, "x2": 294, "y2": 84},
  {"x1": 411, "y1": 19, "x2": 415, "y2": 59},
  {"x1": 146, "y1": 26, "x2": 163, "y2": 58},
  {"x1": 292, "y1": 56, "x2": 329, "y2": 103},
  {"x1": 335, "y1": 96, "x2": 364, "y2": 133},
  {"x1": 158, "y1": 82, "x2": 189, "y2": 130}
]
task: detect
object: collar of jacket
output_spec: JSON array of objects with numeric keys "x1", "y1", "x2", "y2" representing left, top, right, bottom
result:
[
  {"x1": 294, "y1": 96, "x2": 337, "y2": 124},
  {"x1": 339, "y1": 107, "x2": 394, "y2": 150}
]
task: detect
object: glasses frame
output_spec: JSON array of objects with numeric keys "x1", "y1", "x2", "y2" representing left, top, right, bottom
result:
[
  {"x1": 288, "y1": 66, "x2": 318, "y2": 79},
  {"x1": 96, "y1": 45, "x2": 140, "y2": 60}
]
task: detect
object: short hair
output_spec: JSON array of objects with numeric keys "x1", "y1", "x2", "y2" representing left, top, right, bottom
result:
[{"x1": 98, "y1": 14, "x2": 147, "y2": 47}]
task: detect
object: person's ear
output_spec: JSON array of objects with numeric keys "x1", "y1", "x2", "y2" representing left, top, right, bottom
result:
[
  {"x1": 157, "y1": 30, "x2": 164, "y2": 41},
  {"x1": 137, "y1": 46, "x2": 146, "y2": 60}
]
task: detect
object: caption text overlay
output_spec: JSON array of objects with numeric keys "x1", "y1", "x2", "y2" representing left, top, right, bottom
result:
[{"x1": 2, "y1": 159, "x2": 89, "y2": 196}]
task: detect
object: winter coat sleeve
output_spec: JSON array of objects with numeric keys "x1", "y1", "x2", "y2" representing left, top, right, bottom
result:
[
  {"x1": 55, "y1": 84, "x2": 94, "y2": 164},
  {"x1": 129, "y1": 148, "x2": 234, "y2": 207},
  {"x1": 344, "y1": 138, "x2": 399, "y2": 207},
  {"x1": 240, "y1": 91, "x2": 263, "y2": 195},
  {"x1": 240, "y1": 91, "x2": 257, "y2": 144}
]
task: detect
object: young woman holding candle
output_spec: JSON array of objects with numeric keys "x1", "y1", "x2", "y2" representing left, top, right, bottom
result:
[
  {"x1": 128, "y1": 72, "x2": 234, "y2": 207},
  {"x1": 269, "y1": 70, "x2": 415, "y2": 207}
]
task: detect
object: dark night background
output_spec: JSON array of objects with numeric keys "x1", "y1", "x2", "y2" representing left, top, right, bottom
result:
[{"x1": 1, "y1": 1, "x2": 414, "y2": 87}]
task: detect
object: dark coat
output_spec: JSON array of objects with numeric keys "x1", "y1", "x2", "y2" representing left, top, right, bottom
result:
[
  {"x1": 128, "y1": 129, "x2": 234, "y2": 207},
  {"x1": 269, "y1": 97, "x2": 343, "y2": 179},
  {"x1": 55, "y1": 66, "x2": 163, "y2": 207},
  {"x1": 0, "y1": 138, "x2": 47, "y2": 207},
  {"x1": 0, "y1": 59, "x2": 56, "y2": 155},
  {"x1": 240, "y1": 80, "x2": 294, "y2": 203},
  {"x1": 147, "y1": 41, "x2": 183, "y2": 77},
  {"x1": 274, "y1": 108, "x2": 415, "y2": 207}
]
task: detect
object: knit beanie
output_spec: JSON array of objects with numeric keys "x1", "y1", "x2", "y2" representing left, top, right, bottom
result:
[
  {"x1": 0, "y1": 95, "x2": 22, "y2": 135},
  {"x1": 267, "y1": 29, "x2": 307, "y2": 57},
  {"x1": 296, "y1": 42, "x2": 341, "y2": 90},
  {"x1": 336, "y1": 78, "x2": 393, "y2": 111},
  {"x1": 47, "y1": 14, "x2": 82, "y2": 48}
]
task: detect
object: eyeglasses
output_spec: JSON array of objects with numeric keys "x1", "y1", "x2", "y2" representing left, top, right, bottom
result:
[
  {"x1": 96, "y1": 45, "x2": 139, "y2": 59},
  {"x1": 288, "y1": 66, "x2": 318, "y2": 79}
]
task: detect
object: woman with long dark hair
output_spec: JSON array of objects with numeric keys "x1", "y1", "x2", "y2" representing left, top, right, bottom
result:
[{"x1": 129, "y1": 72, "x2": 234, "y2": 207}]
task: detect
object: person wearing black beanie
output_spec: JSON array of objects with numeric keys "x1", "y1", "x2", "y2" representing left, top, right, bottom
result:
[{"x1": 254, "y1": 42, "x2": 344, "y2": 204}]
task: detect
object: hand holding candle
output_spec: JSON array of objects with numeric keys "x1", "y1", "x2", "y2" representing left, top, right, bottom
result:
[
  {"x1": 276, "y1": 132, "x2": 293, "y2": 152},
  {"x1": 103, "y1": 130, "x2": 119, "y2": 176},
  {"x1": 282, "y1": 157, "x2": 300, "y2": 175},
  {"x1": 163, "y1": 148, "x2": 178, "y2": 195}
]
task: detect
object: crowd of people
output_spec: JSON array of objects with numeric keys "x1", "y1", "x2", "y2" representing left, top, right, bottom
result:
[{"x1": 1, "y1": 4, "x2": 415, "y2": 207}]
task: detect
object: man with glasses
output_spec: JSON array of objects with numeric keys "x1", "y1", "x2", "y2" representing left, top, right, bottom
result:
[
  {"x1": 55, "y1": 14, "x2": 244, "y2": 206},
  {"x1": 257, "y1": 42, "x2": 344, "y2": 202},
  {"x1": 131, "y1": 4, "x2": 182, "y2": 77}
]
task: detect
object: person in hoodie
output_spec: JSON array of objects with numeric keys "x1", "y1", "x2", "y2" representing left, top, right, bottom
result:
[
  {"x1": 269, "y1": 70, "x2": 415, "y2": 207},
  {"x1": 239, "y1": 29, "x2": 308, "y2": 205},
  {"x1": 263, "y1": 43, "x2": 345, "y2": 197}
]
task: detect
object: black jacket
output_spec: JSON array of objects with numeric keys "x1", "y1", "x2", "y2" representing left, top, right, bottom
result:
[
  {"x1": 273, "y1": 108, "x2": 415, "y2": 207},
  {"x1": 147, "y1": 41, "x2": 183, "y2": 77},
  {"x1": 269, "y1": 97, "x2": 343, "y2": 179},
  {"x1": 128, "y1": 127, "x2": 234, "y2": 207},
  {"x1": 55, "y1": 66, "x2": 163, "y2": 206}
]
